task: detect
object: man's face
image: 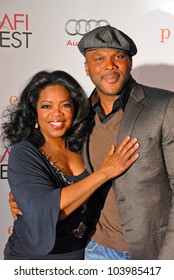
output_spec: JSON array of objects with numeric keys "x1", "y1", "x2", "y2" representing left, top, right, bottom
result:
[{"x1": 85, "y1": 48, "x2": 132, "y2": 98}]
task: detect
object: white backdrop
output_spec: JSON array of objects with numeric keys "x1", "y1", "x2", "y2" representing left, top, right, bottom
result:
[{"x1": 1, "y1": 0, "x2": 174, "y2": 260}]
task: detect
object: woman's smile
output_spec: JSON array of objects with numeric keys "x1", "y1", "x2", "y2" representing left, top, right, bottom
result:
[{"x1": 49, "y1": 120, "x2": 65, "y2": 129}]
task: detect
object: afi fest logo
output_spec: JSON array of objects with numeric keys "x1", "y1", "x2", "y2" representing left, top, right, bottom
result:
[
  {"x1": 0, "y1": 96, "x2": 17, "y2": 180},
  {"x1": 0, "y1": 13, "x2": 32, "y2": 48},
  {"x1": 0, "y1": 148, "x2": 9, "y2": 179},
  {"x1": 65, "y1": 19, "x2": 110, "y2": 47}
]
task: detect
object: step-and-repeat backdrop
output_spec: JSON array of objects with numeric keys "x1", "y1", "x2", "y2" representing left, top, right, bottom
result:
[{"x1": 1, "y1": 0, "x2": 174, "y2": 259}]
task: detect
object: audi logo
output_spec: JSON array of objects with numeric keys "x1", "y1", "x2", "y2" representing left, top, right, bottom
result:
[{"x1": 65, "y1": 19, "x2": 110, "y2": 36}]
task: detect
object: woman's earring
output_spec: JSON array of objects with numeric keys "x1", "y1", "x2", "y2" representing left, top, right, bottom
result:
[{"x1": 35, "y1": 122, "x2": 38, "y2": 129}]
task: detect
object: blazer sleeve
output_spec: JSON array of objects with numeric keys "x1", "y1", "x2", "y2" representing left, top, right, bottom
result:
[
  {"x1": 158, "y1": 96, "x2": 174, "y2": 259},
  {"x1": 7, "y1": 141, "x2": 62, "y2": 255}
]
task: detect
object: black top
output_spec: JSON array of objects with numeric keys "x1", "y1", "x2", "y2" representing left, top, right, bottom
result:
[{"x1": 4, "y1": 141, "x2": 99, "y2": 260}]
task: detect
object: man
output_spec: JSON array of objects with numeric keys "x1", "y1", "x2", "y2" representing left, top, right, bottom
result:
[
  {"x1": 10, "y1": 25, "x2": 174, "y2": 260},
  {"x1": 77, "y1": 25, "x2": 174, "y2": 260}
]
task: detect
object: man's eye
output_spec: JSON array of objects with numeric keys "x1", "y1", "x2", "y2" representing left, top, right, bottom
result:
[
  {"x1": 96, "y1": 57, "x2": 103, "y2": 61},
  {"x1": 114, "y1": 55, "x2": 125, "y2": 60}
]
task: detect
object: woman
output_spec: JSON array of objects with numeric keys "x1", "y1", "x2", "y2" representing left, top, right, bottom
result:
[{"x1": 1, "y1": 70, "x2": 139, "y2": 259}]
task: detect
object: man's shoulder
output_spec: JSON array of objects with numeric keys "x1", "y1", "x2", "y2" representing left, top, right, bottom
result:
[
  {"x1": 141, "y1": 84, "x2": 174, "y2": 96},
  {"x1": 129, "y1": 83, "x2": 174, "y2": 106},
  {"x1": 135, "y1": 83, "x2": 174, "y2": 101}
]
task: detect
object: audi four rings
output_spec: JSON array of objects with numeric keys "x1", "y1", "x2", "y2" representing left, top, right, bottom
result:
[{"x1": 65, "y1": 19, "x2": 110, "y2": 35}]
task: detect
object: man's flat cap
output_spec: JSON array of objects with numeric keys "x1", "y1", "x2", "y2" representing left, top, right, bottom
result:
[{"x1": 78, "y1": 25, "x2": 137, "y2": 56}]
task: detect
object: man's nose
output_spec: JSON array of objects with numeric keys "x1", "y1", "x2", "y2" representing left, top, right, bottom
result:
[{"x1": 105, "y1": 58, "x2": 118, "y2": 70}]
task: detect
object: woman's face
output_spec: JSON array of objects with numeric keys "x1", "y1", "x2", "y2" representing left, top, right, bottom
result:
[{"x1": 36, "y1": 84, "x2": 74, "y2": 143}]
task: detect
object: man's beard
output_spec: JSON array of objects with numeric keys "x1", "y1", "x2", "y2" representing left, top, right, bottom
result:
[{"x1": 101, "y1": 91, "x2": 120, "y2": 96}]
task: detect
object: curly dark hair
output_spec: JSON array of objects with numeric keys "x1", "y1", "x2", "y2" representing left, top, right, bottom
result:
[{"x1": 1, "y1": 70, "x2": 94, "y2": 153}]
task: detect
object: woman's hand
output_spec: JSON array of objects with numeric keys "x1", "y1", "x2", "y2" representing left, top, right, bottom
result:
[
  {"x1": 99, "y1": 136, "x2": 139, "y2": 180},
  {"x1": 9, "y1": 191, "x2": 22, "y2": 220}
]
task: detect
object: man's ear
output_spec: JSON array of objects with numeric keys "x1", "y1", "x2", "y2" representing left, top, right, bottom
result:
[
  {"x1": 130, "y1": 57, "x2": 133, "y2": 71},
  {"x1": 84, "y1": 61, "x2": 89, "y2": 76}
]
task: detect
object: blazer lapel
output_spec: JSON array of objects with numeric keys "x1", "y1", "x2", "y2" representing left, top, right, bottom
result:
[
  {"x1": 118, "y1": 84, "x2": 145, "y2": 144},
  {"x1": 82, "y1": 138, "x2": 94, "y2": 174}
]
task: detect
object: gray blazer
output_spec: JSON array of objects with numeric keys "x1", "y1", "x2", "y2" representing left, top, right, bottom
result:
[{"x1": 83, "y1": 83, "x2": 174, "y2": 260}]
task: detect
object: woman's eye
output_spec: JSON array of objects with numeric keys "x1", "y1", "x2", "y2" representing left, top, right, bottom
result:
[
  {"x1": 62, "y1": 103, "x2": 71, "y2": 108},
  {"x1": 41, "y1": 104, "x2": 50, "y2": 109}
]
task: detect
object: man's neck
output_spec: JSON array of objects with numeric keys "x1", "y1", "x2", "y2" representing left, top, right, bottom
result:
[{"x1": 99, "y1": 94, "x2": 119, "y2": 115}]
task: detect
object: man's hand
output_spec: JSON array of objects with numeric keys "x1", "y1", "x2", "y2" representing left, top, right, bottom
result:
[{"x1": 9, "y1": 191, "x2": 22, "y2": 220}]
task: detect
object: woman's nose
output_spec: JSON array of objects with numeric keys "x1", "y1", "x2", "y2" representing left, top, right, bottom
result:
[{"x1": 51, "y1": 107, "x2": 63, "y2": 116}]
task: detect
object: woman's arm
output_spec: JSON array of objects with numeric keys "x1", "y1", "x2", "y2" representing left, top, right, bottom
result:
[{"x1": 9, "y1": 136, "x2": 139, "y2": 220}]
